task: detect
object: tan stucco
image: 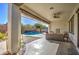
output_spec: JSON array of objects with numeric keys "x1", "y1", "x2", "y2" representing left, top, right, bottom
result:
[
  {"x1": 24, "y1": 3, "x2": 77, "y2": 22},
  {"x1": 50, "y1": 20, "x2": 68, "y2": 34},
  {"x1": 69, "y1": 4, "x2": 79, "y2": 53},
  {"x1": 7, "y1": 4, "x2": 21, "y2": 54}
]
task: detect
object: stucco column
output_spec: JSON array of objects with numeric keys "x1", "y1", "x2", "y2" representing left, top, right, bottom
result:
[
  {"x1": 7, "y1": 4, "x2": 21, "y2": 54},
  {"x1": 48, "y1": 23, "x2": 52, "y2": 33}
]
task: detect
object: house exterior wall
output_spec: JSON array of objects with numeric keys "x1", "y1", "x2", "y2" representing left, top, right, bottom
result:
[
  {"x1": 50, "y1": 4, "x2": 79, "y2": 53},
  {"x1": 50, "y1": 20, "x2": 68, "y2": 34},
  {"x1": 68, "y1": 4, "x2": 79, "y2": 53},
  {"x1": 69, "y1": 13, "x2": 78, "y2": 46}
]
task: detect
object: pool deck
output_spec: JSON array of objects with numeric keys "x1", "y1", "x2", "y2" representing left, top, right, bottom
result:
[{"x1": 21, "y1": 34, "x2": 44, "y2": 44}]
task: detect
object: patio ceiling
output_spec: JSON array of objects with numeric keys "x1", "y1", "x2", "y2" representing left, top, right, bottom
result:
[{"x1": 20, "y1": 3, "x2": 77, "y2": 22}]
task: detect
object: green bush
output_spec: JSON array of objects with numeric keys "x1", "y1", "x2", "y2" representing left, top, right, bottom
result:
[{"x1": 0, "y1": 32, "x2": 7, "y2": 41}]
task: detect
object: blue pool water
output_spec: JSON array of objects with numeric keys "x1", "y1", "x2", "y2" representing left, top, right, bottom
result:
[{"x1": 23, "y1": 31, "x2": 41, "y2": 35}]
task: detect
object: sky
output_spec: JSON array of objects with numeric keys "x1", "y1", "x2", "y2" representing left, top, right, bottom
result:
[
  {"x1": 0, "y1": 3, "x2": 8, "y2": 24},
  {"x1": 0, "y1": 3, "x2": 39, "y2": 25},
  {"x1": 21, "y1": 16, "x2": 39, "y2": 25}
]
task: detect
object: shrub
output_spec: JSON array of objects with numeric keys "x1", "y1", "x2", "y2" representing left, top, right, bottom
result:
[{"x1": 0, "y1": 32, "x2": 7, "y2": 41}]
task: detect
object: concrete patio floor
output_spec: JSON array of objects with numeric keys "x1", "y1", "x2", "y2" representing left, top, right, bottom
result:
[
  {"x1": 0, "y1": 41, "x2": 6, "y2": 54},
  {"x1": 23, "y1": 38, "x2": 59, "y2": 55},
  {"x1": 18, "y1": 35, "x2": 79, "y2": 55},
  {"x1": 47, "y1": 40, "x2": 79, "y2": 55}
]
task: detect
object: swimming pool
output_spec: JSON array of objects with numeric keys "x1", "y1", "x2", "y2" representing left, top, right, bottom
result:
[
  {"x1": 23, "y1": 31, "x2": 41, "y2": 35},
  {"x1": 22, "y1": 31, "x2": 43, "y2": 43}
]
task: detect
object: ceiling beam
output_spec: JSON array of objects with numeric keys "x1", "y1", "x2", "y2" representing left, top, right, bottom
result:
[{"x1": 20, "y1": 5, "x2": 51, "y2": 24}]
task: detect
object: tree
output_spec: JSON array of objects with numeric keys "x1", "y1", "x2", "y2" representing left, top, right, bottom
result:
[
  {"x1": 34, "y1": 23, "x2": 43, "y2": 32},
  {"x1": 21, "y1": 24, "x2": 34, "y2": 33},
  {"x1": 42, "y1": 25, "x2": 48, "y2": 32},
  {"x1": 26, "y1": 24, "x2": 34, "y2": 30},
  {"x1": 42, "y1": 25, "x2": 47, "y2": 29}
]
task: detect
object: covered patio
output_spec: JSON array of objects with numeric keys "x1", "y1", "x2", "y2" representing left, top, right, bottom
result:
[{"x1": 4, "y1": 3, "x2": 79, "y2": 55}]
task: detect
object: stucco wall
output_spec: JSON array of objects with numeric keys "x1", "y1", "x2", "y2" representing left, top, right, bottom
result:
[
  {"x1": 69, "y1": 13, "x2": 78, "y2": 46},
  {"x1": 50, "y1": 20, "x2": 69, "y2": 34},
  {"x1": 8, "y1": 4, "x2": 21, "y2": 53},
  {"x1": 68, "y1": 4, "x2": 79, "y2": 53}
]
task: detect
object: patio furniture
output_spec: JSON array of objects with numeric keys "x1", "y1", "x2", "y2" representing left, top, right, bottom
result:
[
  {"x1": 63, "y1": 32, "x2": 69, "y2": 42},
  {"x1": 46, "y1": 33, "x2": 64, "y2": 41}
]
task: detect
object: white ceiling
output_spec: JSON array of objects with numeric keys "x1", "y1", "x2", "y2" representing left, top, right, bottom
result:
[{"x1": 24, "y1": 3, "x2": 77, "y2": 22}]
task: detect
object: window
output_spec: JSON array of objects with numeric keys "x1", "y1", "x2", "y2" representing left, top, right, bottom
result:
[{"x1": 69, "y1": 15, "x2": 74, "y2": 34}]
